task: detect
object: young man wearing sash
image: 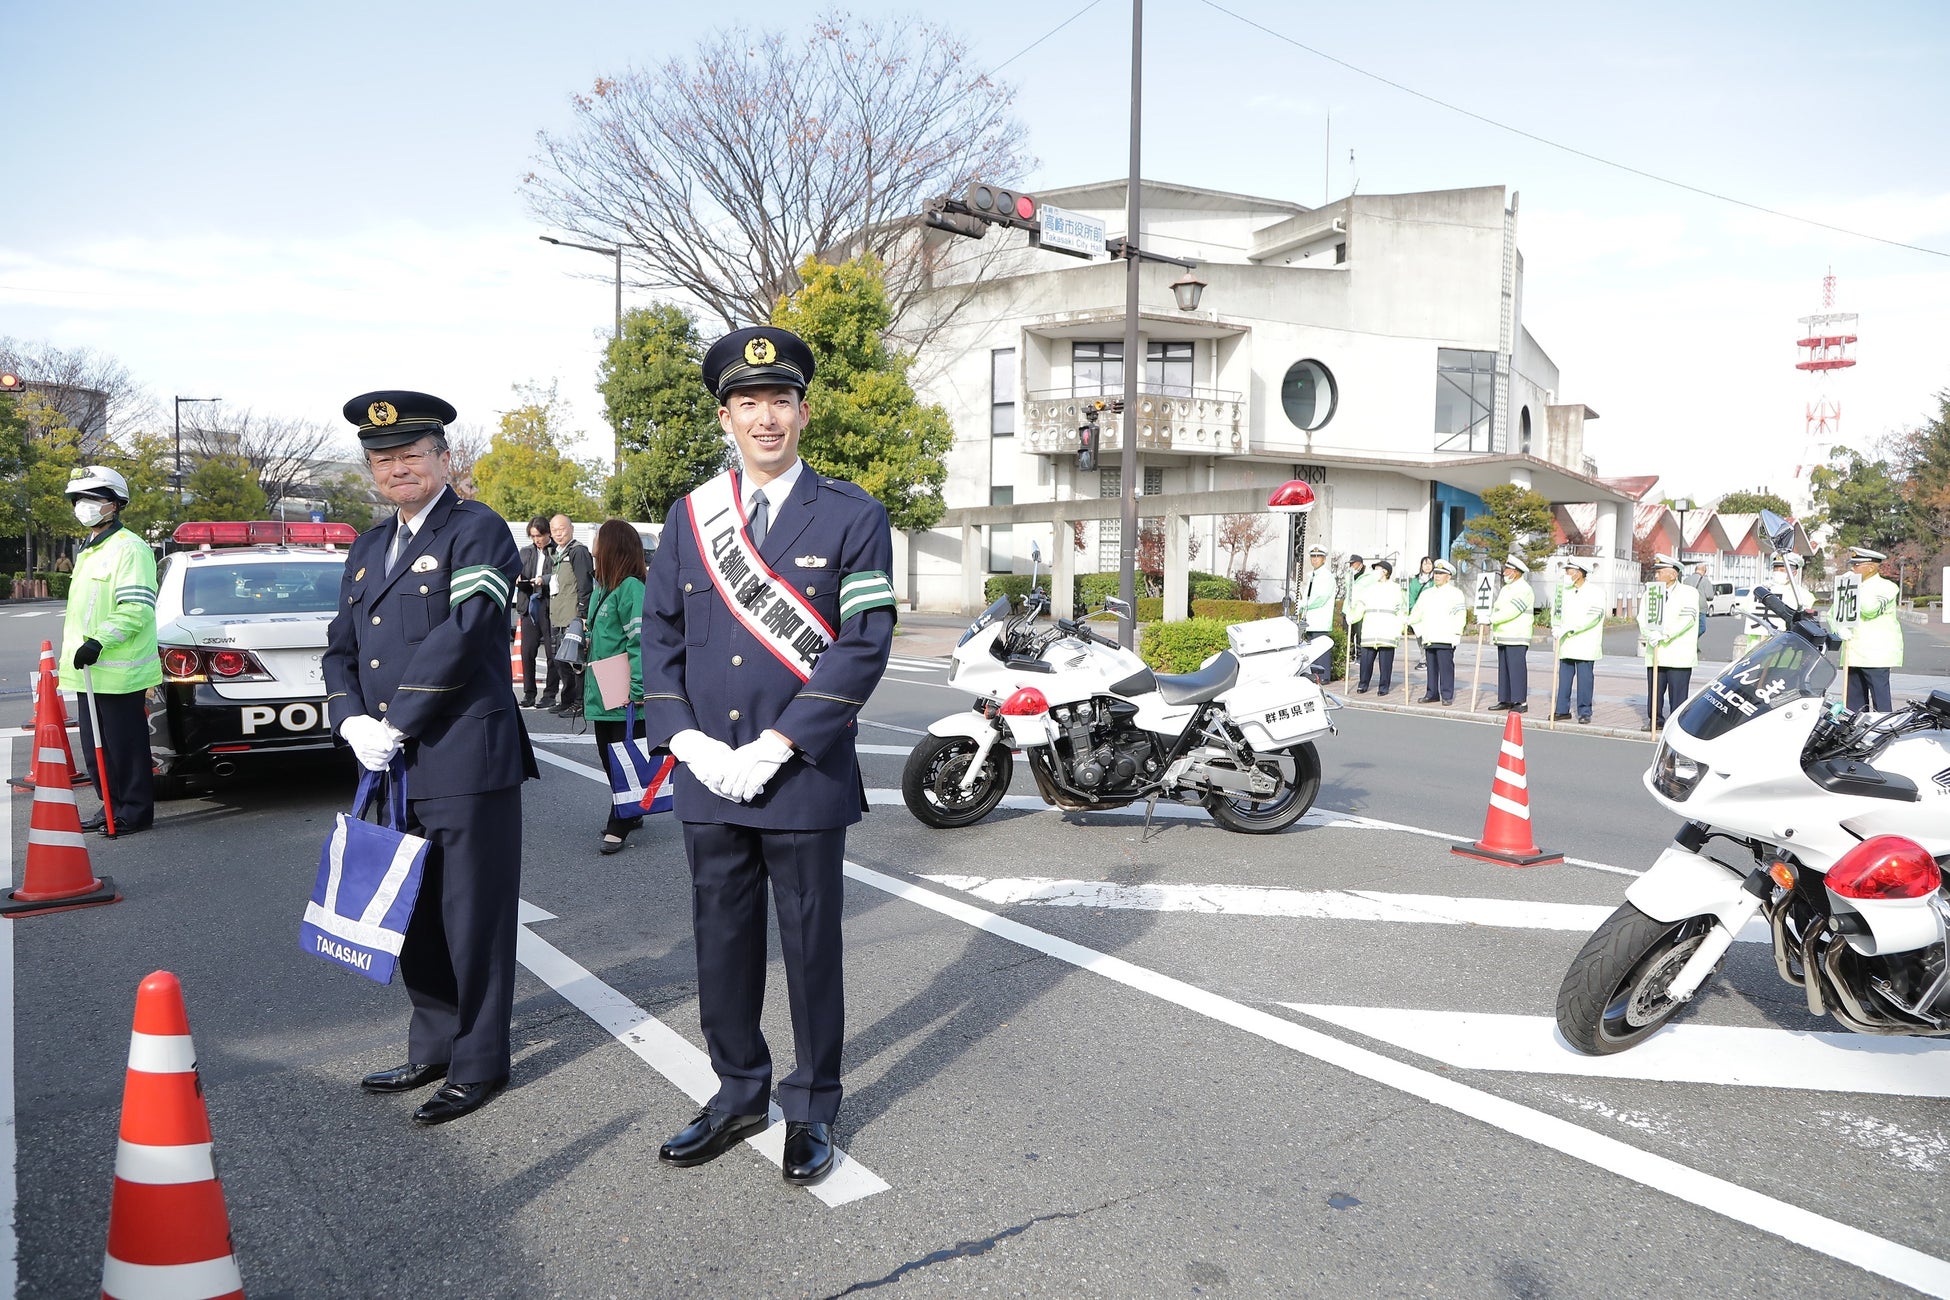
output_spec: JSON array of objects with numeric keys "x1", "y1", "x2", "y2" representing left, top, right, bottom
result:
[{"x1": 640, "y1": 325, "x2": 897, "y2": 1185}]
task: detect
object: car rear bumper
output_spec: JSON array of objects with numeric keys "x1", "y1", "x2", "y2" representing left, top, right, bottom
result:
[{"x1": 148, "y1": 682, "x2": 338, "y2": 775}]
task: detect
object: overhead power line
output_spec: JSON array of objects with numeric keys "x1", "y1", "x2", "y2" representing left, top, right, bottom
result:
[
  {"x1": 992, "y1": 0, "x2": 1105, "y2": 76},
  {"x1": 1196, "y1": 0, "x2": 1948, "y2": 259}
]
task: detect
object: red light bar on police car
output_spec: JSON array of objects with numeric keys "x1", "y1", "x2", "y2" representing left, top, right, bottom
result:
[{"x1": 172, "y1": 521, "x2": 359, "y2": 546}]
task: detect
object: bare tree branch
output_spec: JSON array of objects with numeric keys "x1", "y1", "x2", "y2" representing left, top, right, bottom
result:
[
  {"x1": 524, "y1": 12, "x2": 1034, "y2": 333},
  {"x1": 178, "y1": 409, "x2": 352, "y2": 506},
  {"x1": 0, "y1": 336, "x2": 156, "y2": 454}
]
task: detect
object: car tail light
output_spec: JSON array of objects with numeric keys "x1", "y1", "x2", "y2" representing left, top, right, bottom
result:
[
  {"x1": 160, "y1": 647, "x2": 202, "y2": 680},
  {"x1": 1826, "y1": 835, "x2": 1943, "y2": 900},
  {"x1": 999, "y1": 687, "x2": 1049, "y2": 716}
]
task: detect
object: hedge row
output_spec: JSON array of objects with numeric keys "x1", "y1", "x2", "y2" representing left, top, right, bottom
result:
[
  {"x1": 1137, "y1": 612, "x2": 1347, "y2": 681},
  {"x1": 983, "y1": 571, "x2": 1244, "y2": 616}
]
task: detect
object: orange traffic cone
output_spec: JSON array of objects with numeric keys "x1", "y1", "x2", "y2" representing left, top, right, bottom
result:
[
  {"x1": 0, "y1": 650, "x2": 119, "y2": 916},
  {"x1": 10, "y1": 641, "x2": 82, "y2": 795},
  {"x1": 510, "y1": 621, "x2": 525, "y2": 686},
  {"x1": 1451, "y1": 710, "x2": 1563, "y2": 867},
  {"x1": 101, "y1": 971, "x2": 245, "y2": 1300}
]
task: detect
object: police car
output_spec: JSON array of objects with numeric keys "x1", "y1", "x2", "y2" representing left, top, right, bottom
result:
[{"x1": 149, "y1": 520, "x2": 359, "y2": 795}]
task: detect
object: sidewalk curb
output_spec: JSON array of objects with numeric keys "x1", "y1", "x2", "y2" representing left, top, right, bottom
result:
[{"x1": 1324, "y1": 694, "x2": 1655, "y2": 742}]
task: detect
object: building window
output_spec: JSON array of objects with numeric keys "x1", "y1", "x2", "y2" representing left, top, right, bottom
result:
[
  {"x1": 1145, "y1": 341, "x2": 1193, "y2": 397},
  {"x1": 1280, "y1": 359, "x2": 1337, "y2": 432},
  {"x1": 1434, "y1": 349, "x2": 1495, "y2": 452},
  {"x1": 989, "y1": 486, "x2": 1014, "y2": 573},
  {"x1": 1143, "y1": 465, "x2": 1164, "y2": 495},
  {"x1": 991, "y1": 348, "x2": 1015, "y2": 437},
  {"x1": 1074, "y1": 341, "x2": 1123, "y2": 396},
  {"x1": 1099, "y1": 467, "x2": 1121, "y2": 570},
  {"x1": 1519, "y1": 405, "x2": 1532, "y2": 455}
]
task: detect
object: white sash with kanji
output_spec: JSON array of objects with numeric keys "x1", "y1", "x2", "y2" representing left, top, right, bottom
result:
[{"x1": 685, "y1": 470, "x2": 835, "y2": 682}]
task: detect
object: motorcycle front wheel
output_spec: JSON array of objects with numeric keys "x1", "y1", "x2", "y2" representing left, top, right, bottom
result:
[
  {"x1": 1555, "y1": 902, "x2": 1715, "y2": 1055},
  {"x1": 902, "y1": 735, "x2": 1014, "y2": 829},
  {"x1": 1203, "y1": 741, "x2": 1321, "y2": 834}
]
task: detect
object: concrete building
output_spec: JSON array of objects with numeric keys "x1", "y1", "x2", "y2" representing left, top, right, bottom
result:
[{"x1": 901, "y1": 179, "x2": 1640, "y2": 616}]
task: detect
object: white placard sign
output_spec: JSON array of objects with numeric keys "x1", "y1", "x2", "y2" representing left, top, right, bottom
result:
[
  {"x1": 1832, "y1": 572, "x2": 1862, "y2": 627},
  {"x1": 1472, "y1": 573, "x2": 1498, "y2": 618},
  {"x1": 1036, "y1": 204, "x2": 1107, "y2": 259}
]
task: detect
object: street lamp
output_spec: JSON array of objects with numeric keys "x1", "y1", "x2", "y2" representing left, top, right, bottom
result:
[
  {"x1": 539, "y1": 235, "x2": 624, "y2": 478},
  {"x1": 1670, "y1": 496, "x2": 1694, "y2": 564},
  {"x1": 1169, "y1": 271, "x2": 1207, "y2": 312},
  {"x1": 173, "y1": 396, "x2": 221, "y2": 495}
]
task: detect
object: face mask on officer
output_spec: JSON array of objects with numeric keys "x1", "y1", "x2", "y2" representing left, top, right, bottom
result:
[{"x1": 73, "y1": 498, "x2": 112, "y2": 527}]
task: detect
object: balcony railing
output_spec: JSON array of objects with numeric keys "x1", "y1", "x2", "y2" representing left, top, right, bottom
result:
[{"x1": 1023, "y1": 386, "x2": 1246, "y2": 458}]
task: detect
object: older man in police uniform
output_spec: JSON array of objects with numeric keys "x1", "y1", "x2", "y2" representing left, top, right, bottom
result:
[
  {"x1": 323, "y1": 390, "x2": 537, "y2": 1126},
  {"x1": 641, "y1": 326, "x2": 896, "y2": 1185}
]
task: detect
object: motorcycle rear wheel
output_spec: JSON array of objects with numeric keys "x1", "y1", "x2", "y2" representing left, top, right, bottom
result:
[
  {"x1": 1555, "y1": 902, "x2": 1714, "y2": 1055},
  {"x1": 1203, "y1": 741, "x2": 1321, "y2": 834},
  {"x1": 902, "y1": 735, "x2": 1014, "y2": 829}
]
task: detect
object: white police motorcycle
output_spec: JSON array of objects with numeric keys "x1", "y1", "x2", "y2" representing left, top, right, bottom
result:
[
  {"x1": 902, "y1": 546, "x2": 1337, "y2": 834},
  {"x1": 1556, "y1": 587, "x2": 1950, "y2": 1053}
]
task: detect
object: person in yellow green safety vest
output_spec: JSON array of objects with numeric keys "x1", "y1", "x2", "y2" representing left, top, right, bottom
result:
[
  {"x1": 57, "y1": 465, "x2": 161, "y2": 837},
  {"x1": 1550, "y1": 556, "x2": 1605, "y2": 724},
  {"x1": 1299, "y1": 545, "x2": 1336, "y2": 684},
  {"x1": 1741, "y1": 553, "x2": 1814, "y2": 659},
  {"x1": 1353, "y1": 559, "x2": 1406, "y2": 695},
  {"x1": 1639, "y1": 552, "x2": 1701, "y2": 731},
  {"x1": 1836, "y1": 545, "x2": 1903, "y2": 712},
  {"x1": 1408, "y1": 558, "x2": 1466, "y2": 705},
  {"x1": 1342, "y1": 554, "x2": 1372, "y2": 658},
  {"x1": 1485, "y1": 555, "x2": 1534, "y2": 713}
]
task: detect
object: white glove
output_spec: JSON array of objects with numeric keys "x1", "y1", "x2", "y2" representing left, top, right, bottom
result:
[
  {"x1": 669, "y1": 729, "x2": 738, "y2": 799},
  {"x1": 340, "y1": 714, "x2": 402, "y2": 772},
  {"x1": 725, "y1": 732, "x2": 794, "y2": 804}
]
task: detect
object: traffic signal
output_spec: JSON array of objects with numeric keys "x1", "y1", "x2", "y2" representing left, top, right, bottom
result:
[
  {"x1": 923, "y1": 207, "x2": 989, "y2": 240},
  {"x1": 964, "y1": 182, "x2": 1038, "y2": 230},
  {"x1": 1077, "y1": 400, "x2": 1105, "y2": 473},
  {"x1": 0, "y1": 372, "x2": 20, "y2": 395}
]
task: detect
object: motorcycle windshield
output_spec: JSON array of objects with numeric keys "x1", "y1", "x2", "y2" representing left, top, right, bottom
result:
[
  {"x1": 1676, "y1": 631, "x2": 1835, "y2": 741},
  {"x1": 959, "y1": 595, "x2": 1014, "y2": 647}
]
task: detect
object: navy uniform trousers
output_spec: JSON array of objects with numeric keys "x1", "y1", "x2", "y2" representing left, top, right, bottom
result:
[
  {"x1": 78, "y1": 690, "x2": 155, "y2": 830},
  {"x1": 685, "y1": 822, "x2": 848, "y2": 1122}
]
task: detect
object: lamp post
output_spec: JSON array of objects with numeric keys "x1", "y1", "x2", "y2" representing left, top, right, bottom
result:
[
  {"x1": 539, "y1": 235, "x2": 624, "y2": 478},
  {"x1": 173, "y1": 396, "x2": 221, "y2": 496},
  {"x1": 1670, "y1": 496, "x2": 1694, "y2": 566}
]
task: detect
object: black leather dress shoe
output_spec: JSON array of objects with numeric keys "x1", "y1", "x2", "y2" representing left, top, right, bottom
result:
[
  {"x1": 782, "y1": 1121, "x2": 835, "y2": 1185},
  {"x1": 1550, "y1": 712, "x2": 1573, "y2": 721},
  {"x1": 412, "y1": 1078, "x2": 505, "y2": 1125},
  {"x1": 659, "y1": 1108, "x2": 767, "y2": 1166},
  {"x1": 105, "y1": 821, "x2": 152, "y2": 839},
  {"x1": 78, "y1": 812, "x2": 106, "y2": 832},
  {"x1": 361, "y1": 1061, "x2": 449, "y2": 1093}
]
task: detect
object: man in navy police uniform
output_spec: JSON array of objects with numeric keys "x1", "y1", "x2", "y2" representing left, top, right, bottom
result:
[
  {"x1": 322, "y1": 390, "x2": 538, "y2": 1126},
  {"x1": 642, "y1": 325, "x2": 896, "y2": 1184}
]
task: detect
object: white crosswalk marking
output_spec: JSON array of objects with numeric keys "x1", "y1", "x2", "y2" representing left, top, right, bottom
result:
[{"x1": 1284, "y1": 1003, "x2": 1950, "y2": 1099}]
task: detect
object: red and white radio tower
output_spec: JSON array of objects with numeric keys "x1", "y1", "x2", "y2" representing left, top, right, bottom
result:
[{"x1": 1789, "y1": 268, "x2": 1858, "y2": 519}]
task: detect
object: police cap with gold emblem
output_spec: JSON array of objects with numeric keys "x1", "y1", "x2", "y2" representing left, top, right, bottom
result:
[
  {"x1": 702, "y1": 326, "x2": 816, "y2": 401},
  {"x1": 342, "y1": 390, "x2": 458, "y2": 450}
]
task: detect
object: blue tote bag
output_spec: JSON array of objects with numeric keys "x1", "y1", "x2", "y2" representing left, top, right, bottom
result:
[
  {"x1": 604, "y1": 702, "x2": 677, "y2": 822},
  {"x1": 301, "y1": 761, "x2": 430, "y2": 985}
]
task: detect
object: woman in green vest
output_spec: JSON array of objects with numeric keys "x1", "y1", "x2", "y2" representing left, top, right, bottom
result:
[{"x1": 583, "y1": 520, "x2": 649, "y2": 854}]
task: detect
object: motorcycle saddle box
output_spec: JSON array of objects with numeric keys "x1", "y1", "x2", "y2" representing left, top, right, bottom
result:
[{"x1": 1228, "y1": 617, "x2": 1300, "y2": 659}]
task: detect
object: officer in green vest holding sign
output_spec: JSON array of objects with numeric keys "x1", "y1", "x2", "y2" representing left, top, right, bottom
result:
[
  {"x1": 1639, "y1": 553, "x2": 1700, "y2": 730},
  {"x1": 1836, "y1": 546, "x2": 1903, "y2": 711},
  {"x1": 1551, "y1": 556, "x2": 1604, "y2": 724}
]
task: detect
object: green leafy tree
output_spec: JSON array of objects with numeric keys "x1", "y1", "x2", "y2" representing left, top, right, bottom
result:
[
  {"x1": 600, "y1": 305, "x2": 727, "y2": 521},
  {"x1": 316, "y1": 470, "x2": 383, "y2": 530},
  {"x1": 1714, "y1": 488, "x2": 1793, "y2": 516},
  {"x1": 101, "y1": 432, "x2": 180, "y2": 540},
  {"x1": 180, "y1": 455, "x2": 268, "y2": 521},
  {"x1": 1809, "y1": 446, "x2": 1909, "y2": 554},
  {"x1": 1455, "y1": 482, "x2": 1553, "y2": 568},
  {"x1": 1894, "y1": 390, "x2": 1950, "y2": 553},
  {"x1": 770, "y1": 254, "x2": 953, "y2": 530},
  {"x1": 472, "y1": 381, "x2": 601, "y2": 523}
]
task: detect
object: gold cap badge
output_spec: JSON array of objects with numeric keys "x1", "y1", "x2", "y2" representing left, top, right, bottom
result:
[
  {"x1": 367, "y1": 400, "x2": 399, "y2": 427},
  {"x1": 743, "y1": 338, "x2": 777, "y2": 366}
]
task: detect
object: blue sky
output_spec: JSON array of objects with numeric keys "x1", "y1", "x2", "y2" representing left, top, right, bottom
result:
[{"x1": 4, "y1": 0, "x2": 1946, "y2": 500}]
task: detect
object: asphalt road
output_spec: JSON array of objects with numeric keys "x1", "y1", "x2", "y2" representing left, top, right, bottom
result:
[{"x1": 8, "y1": 606, "x2": 1950, "y2": 1298}]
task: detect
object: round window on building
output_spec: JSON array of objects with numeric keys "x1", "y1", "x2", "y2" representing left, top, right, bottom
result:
[{"x1": 1281, "y1": 359, "x2": 1337, "y2": 432}]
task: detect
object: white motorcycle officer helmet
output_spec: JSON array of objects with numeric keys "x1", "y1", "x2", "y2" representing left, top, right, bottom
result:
[{"x1": 65, "y1": 465, "x2": 131, "y2": 505}]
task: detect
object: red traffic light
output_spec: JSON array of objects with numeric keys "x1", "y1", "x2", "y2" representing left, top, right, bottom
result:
[{"x1": 964, "y1": 182, "x2": 1037, "y2": 229}]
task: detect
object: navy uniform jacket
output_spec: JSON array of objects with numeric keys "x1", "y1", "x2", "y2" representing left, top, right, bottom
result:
[
  {"x1": 323, "y1": 487, "x2": 538, "y2": 797},
  {"x1": 641, "y1": 467, "x2": 895, "y2": 830}
]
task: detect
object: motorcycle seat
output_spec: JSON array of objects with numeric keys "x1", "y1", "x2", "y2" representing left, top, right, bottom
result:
[{"x1": 1154, "y1": 651, "x2": 1241, "y2": 706}]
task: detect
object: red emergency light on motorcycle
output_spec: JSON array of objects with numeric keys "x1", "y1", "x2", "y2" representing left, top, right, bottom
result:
[
  {"x1": 1825, "y1": 835, "x2": 1942, "y2": 900},
  {"x1": 1267, "y1": 479, "x2": 1316, "y2": 514},
  {"x1": 999, "y1": 687, "x2": 1050, "y2": 716}
]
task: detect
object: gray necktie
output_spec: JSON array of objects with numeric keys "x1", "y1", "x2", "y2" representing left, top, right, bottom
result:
[
  {"x1": 749, "y1": 491, "x2": 769, "y2": 549},
  {"x1": 387, "y1": 523, "x2": 413, "y2": 576}
]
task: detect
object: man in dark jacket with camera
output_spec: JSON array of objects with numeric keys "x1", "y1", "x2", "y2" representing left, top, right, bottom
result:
[{"x1": 543, "y1": 512, "x2": 592, "y2": 717}]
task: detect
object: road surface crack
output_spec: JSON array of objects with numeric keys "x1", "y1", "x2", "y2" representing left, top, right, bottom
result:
[{"x1": 822, "y1": 1189, "x2": 1149, "y2": 1296}]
